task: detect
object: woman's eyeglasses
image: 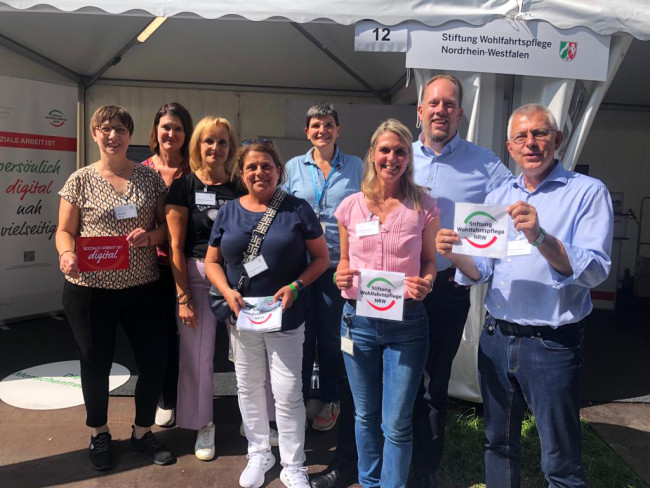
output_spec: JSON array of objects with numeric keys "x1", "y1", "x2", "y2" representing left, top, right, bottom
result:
[
  {"x1": 201, "y1": 138, "x2": 230, "y2": 148},
  {"x1": 96, "y1": 125, "x2": 129, "y2": 136}
]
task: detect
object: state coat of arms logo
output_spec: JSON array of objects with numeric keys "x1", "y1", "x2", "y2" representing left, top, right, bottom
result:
[{"x1": 559, "y1": 41, "x2": 578, "y2": 62}]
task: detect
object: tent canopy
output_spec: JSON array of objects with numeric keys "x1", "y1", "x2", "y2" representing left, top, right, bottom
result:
[{"x1": 0, "y1": 1, "x2": 649, "y2": 107}]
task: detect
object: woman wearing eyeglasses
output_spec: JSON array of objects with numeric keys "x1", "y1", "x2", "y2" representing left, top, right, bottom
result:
[
  {"x1": 56, "y1": 105, "x2": 174, "y2": 470},
  {"x1": 205, "y1": 139, "x2": 329, "y2": 488},
  {"x1": 165, "y1": 116, "x2": 241, "y2": 460},
  {"x1": 141, "y1": 102, "x2": 194, "y2": 428}
]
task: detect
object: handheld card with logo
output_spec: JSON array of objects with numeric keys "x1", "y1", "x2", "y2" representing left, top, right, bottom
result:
[
  {"x1": 76, "y1": 236, "x2": 129, "y2": 272},
  {"x1": 236, "y1": 297, "x2": 283, "y2": 333},
  {"x1": 356, "y1": 269, "x2": 405, "y2": 321}
]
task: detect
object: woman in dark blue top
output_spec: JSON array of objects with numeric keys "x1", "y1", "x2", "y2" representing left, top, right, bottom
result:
[{"x1": 205, "y1": 140, "x2": 329, "y2": 488}]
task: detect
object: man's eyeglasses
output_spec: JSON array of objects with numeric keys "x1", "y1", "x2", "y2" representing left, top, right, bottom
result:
[
  {"x1": 240, "y1": 138, "x2": 274, "y2": 147},
  {"x1": 201, "y1": 138, "x2": 230, "y2": 148},
  {"x1": 509, "y1": 129, "x2": 556, "y2": 145},
  {"x1": 97, "y1": 125, "x2": 129, "y2": 136}
]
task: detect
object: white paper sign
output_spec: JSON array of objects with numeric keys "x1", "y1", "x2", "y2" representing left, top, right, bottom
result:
[
  {"x1": 354, "y1": 21, "x2": 408, "y2": 53},
  {"x1": 406, "y1": 19, "x2": 610, "y2": 81},
  {"x1": 453, "y1": 203, "x2": 508, "y2": 259},
  {"x1": 236, "y1": 296, "x2": 282, "y2": 333},
  {"x1": 356, "y1": 269, "x2": 405, "y2": 321}
]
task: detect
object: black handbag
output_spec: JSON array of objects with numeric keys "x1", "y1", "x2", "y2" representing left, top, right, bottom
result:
[{"x1": 208, "y1": 189, "x2": 286, "y2": 320}]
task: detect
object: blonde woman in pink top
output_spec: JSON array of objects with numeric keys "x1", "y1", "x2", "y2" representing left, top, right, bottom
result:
[{"x1": 333, "y1": 119, "x2": 440, "y2": 488}]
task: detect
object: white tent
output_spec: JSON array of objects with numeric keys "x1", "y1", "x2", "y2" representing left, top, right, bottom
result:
[{"x1": 1, "y1": 0, "x2": 648, "y2": 401}]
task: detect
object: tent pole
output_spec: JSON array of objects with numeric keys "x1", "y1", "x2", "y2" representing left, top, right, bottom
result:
[
  {"x1": 290, "y1": 22, "x2": 389, "y2": 103},
  {"x1": 0, "y1": 33, "x2": 81, "y2": 83}
]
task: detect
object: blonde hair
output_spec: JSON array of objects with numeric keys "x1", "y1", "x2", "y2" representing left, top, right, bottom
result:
[
  {"x1": 361, "y1": 119, "x2": 428, "y2": 210},
  {"x1": 188, "y1": 116, "x2": 238, "y2": 174}
]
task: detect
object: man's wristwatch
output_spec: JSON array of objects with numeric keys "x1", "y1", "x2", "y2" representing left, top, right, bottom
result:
[{"x1": 531, "y1": 227, "x2": 546, "y2": 247}]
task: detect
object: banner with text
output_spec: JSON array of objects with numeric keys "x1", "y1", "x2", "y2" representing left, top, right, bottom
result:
[
  {"x1": 453, "y1": 203, "x2": 508, "y2": 259},
  {"x1": 0, "y1": 75, "x2": 77, "y2": 320},
  {"x1": 405, "y1": 19, "x2": 610, "y2": 81}
]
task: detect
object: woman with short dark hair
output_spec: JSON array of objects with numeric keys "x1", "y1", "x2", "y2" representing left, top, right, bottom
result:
[{"x1": 56, "y1": 105, "x2": 175, "y2": 471}]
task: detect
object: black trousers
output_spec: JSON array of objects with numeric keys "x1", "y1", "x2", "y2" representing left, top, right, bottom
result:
[
  {"x1": 157, "y1": 264, "x2": 179, "y2": 409},
  {"x1": 411, "y1": 268, "x2": 471, "y2": 474},
  {"x1": 63, "y1": 280, "x2": 167, "y2": 428}
]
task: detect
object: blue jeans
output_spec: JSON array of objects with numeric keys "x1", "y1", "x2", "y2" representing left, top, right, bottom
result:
[
  {"x1": 479, "y1": 320, "x2": 586, "y2": 488},
  {"x1": 302, "y1": 269, "x2": 345, "y2": 403},
  {"x1": 341, "y1": 302, "x2": 429, "y2": 488}
]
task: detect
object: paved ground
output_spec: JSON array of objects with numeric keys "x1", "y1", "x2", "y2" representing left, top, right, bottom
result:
[{"x1": 1, "y1": 305, "x2": 648, "y2": 487}]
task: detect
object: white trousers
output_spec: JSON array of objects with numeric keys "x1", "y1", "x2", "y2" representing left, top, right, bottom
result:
[{"x1": 232, "y1": 324, "x2": 306, "y2": 467}]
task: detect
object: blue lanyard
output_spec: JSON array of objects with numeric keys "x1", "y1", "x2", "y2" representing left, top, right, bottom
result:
[{"x1": 309, "y1": 151, "x2": 340, "y2": 208}]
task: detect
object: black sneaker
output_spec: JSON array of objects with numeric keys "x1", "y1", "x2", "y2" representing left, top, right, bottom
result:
[
  {"x1": 89, "y1": 432, "x2": 113, "y2": 471},
  {"x1": 130, "y1": 429, "x2": 176, "y2": 466}
]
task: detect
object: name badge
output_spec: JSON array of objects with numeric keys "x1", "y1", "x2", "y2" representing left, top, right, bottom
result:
[
  {"x1": 356, "y1": 219, "x2": 380, "y2": 237},
  {"x1": 507, "y1": 239, "x2": 532, "y2": 256},
  {"x1": 341, "y1": 335, "x2": 354, "y2": 356},
  {"x1": 195, "y1": 192, "x2": 216, "y2": 206},
  {"x1": 114, "y1": 204, "x2": 137, "y2": 220},
  {"x1": 244, "y1": 255, "x2": 269, "y2": 278}
]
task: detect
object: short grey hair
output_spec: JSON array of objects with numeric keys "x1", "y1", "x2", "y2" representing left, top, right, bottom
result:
[
  {"x1": 305, "y1": 102, "x2": 339, "y2": 127},
  {"x1": 507, "y1": 103, "x2": 559, "y2": 138}
]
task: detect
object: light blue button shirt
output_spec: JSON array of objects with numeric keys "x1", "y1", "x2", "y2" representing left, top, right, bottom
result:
[
  {"x1": 413, "y1": 133, "x2": 513, "y2": 271},
  {"x1": 455, "y1": 162, "x2": 613, "y2": 327},
  {"x1": 283, "y1": 146, "x2": 364, "y2": 266}
]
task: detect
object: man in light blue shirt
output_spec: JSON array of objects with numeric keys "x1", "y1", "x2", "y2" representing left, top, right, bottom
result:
[
  {"x1": 410, "y1": 74, "x2": 513, "y2": 488},
  {"x1": 436, "y1": 103, "x2": 613, "y2": 487}
]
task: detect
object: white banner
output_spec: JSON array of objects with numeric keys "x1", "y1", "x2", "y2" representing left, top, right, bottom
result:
[
  {"x1": 354, "y1": 21, "x2": 409, "y2": 52},
  {"x1": 0, "y1": 75, "x2": 77, "y2": 321},
  {"x1": 406, "y1": 19, "x2": 610, "y2": 81}
]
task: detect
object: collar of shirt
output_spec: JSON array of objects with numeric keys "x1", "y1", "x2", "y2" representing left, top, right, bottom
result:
[
  {"x1": 302, "y1": 145, "x2": 342, "y2": 168},
  {"x1": 417, "y1": 131, "x2": 461, "y2": 159},
  {"x1": 514, "y1": 159, "x2": 567, "y2": 193}
]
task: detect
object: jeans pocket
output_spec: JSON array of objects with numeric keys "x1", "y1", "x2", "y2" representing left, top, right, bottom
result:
[{"x1": 539, "y1": 331, "x2": 582, "y2": 351}]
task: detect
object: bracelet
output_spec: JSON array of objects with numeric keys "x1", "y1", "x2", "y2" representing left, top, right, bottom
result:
[
  {"x1": 58, "y1": 250, "x2": 75, "y2": 261},
  {"x1": 288, "y1": 283, "x2": 299, "y2": 301},
  {"x1": 332, "y1": 272, "x2": 337, "y2": 285},
  {"x1": 178, "y1": 298, "x2": 193, "y2": 306},
  {"x1": 177, "y1": 290, "x2": 190, "y2": 300},
  {"x1": 531, "y1": 227, "x2": 547, "y2": 248},
  {"x1": 294, "y1": 279, "x2": 305, "y2": 291},
  {"x1": 146, "y1": 233, "x2": 151, "y2": 246}
]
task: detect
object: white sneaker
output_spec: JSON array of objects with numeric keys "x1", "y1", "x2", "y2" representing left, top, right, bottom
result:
[
  {"x1": 280, "y1": 466, "x2": 310, "y2": 488},
  {"x1": 239, "y1": 449, "x2": 275, "y2": 488},
  {"x1": 154, "y1": 407, "x2": 175, "y2": 427},
  {"x1": 239, "y1": 422, "x2": 279, "y2": 447},
  {"x1": 194, "y1": 422, "x2": 215, "y2": 461}
]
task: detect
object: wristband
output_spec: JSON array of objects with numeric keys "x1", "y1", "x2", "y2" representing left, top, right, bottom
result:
[
  {"x1": 332, "y1": 272, "x2": 337, "y2": 285},
  {"x1": 58, "y1": 250, "x2": 75, "y2": 261},
  {"x1": 294, "y1": 279, "x2": 305, "y2": 291},
  {"x1": 288, "y1": 283, "x2": 299, "y2": 300},
  {"x1": 531, "y1": 227, "x2": 546, "y2": 248},
  {"x1": 146, "y1": 233, "x2": 151, "y2": 246}
]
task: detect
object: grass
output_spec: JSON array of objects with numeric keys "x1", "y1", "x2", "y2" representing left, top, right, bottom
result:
[{"x1": 437, "y1": 404, "x2": 648, "y2": 488}]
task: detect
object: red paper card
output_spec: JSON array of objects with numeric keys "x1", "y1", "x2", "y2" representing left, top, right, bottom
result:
[{"x1": 76, "y1": 236, "x2": 130, "y2": 272}]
